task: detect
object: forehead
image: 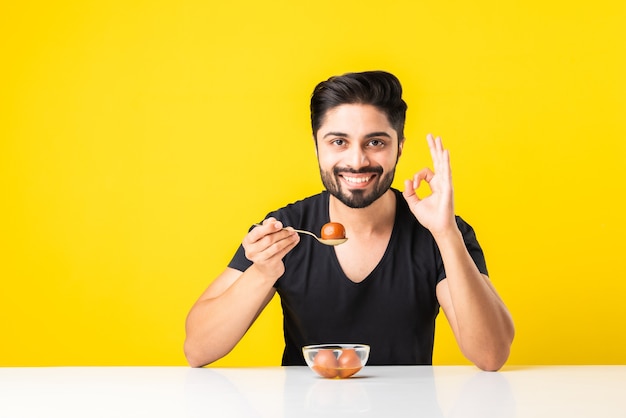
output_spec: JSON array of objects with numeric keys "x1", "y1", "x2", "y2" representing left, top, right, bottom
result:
[{"x1": 317, "y1": 104, "x2": 395, "y2": 137}]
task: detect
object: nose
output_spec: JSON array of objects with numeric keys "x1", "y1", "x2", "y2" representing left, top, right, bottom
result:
[{"x1": 345, "y1": 145, "x2": 370, "y2": 169}]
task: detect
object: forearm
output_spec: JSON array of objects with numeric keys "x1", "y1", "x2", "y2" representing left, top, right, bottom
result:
[
  {"x1": 184, "y1": 265, "x2": 277, "y2": 367},
  {"x1": 435, "y1": 228, "x2": 514, "y2": 371}
]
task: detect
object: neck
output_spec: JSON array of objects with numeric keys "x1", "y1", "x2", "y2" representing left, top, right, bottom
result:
[{"x1": 328, "y1": 189, "x2": 396, "y2": 235}]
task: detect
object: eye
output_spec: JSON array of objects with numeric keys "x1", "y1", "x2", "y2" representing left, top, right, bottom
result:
[
  {"x1": 368, "y1": 139, "x2": 385, "y2": 147},
  {"x1": 331, "y1": 138, "x2": 346, "y2": 146}
]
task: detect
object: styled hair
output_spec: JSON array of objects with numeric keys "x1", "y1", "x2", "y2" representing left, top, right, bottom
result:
[{"x1": 310, "y1": 70, "x2": 408, "y2": 140}]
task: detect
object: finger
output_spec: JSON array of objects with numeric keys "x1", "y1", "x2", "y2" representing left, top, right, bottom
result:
[
  {"x1": 426, "y1": 133, "x2": 435, "y2": 160},
  {"x1": 248, "y1": 218, "x2": 284, "y2": 243},
  {"x1": 257, "y1": 231, "x2": 299, "y2": 262},
  {"x1": 426, "y1": 134, "x2": 441, "y2": 173},
  {"x1": 402, "y1": 179, "x2": 421, "y2": 206},
  {"x1": 403, "y1": 169, "x2": 434, "y2": 200},
  {"x1": 415, "y1": 168, "x2": 435, "y2": 185},
  {"x1": 434, "y1": 135, "x2": 444, "y2": 155},
  {"x1": 262, "y1": 217, "x2": 283, "y2": 230},
  {"x1": 270, "y1": 233, "x2": 300, "y2": 259},
  {"x1": 431, "y1": 139, "x2": 451, "y2": 183},
  {"x1": 403, "y1": 179, "x2": 418, "y2": 198},
  {"x1": 246, "y1": 227, "x2": 298, "y2": 261},
  {"x1": 433, "y1": 135, "x2": 447, "y2": 172},
  {"x1": 441, "y1": 148, "x2": 452, "y2": 181}
]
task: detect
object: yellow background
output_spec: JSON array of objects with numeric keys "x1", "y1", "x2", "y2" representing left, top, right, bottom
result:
[{"x1": 2, "y1": 1, "x2": 625, "y2": 366}]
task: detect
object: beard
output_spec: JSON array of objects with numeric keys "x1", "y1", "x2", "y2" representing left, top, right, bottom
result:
[{"x1": 320, "y1": 165, "x2": 395, "y2": 209}]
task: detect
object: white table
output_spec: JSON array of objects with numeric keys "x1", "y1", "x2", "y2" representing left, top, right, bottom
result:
[{"x1": 0, "y1": 366, "x2": 624, "y2": 417}]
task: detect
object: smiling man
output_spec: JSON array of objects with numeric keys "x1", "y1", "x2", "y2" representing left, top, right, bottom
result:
[
  {"x1": 184, "y1": 71, "x2": 514, "y2": 371},
  {"x1": 317, "y1": 104, "x2": 397, "y2": 209}
]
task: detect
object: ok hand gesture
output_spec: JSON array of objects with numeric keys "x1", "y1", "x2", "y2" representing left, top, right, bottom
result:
[{"x1": 402, "y1": 134, "x2": 457, "y2": 237}]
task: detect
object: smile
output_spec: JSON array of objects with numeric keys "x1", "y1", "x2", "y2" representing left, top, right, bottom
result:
[
  {"x1": 343, "y1": 176, "x2": 372, "y2": 184},
  {"x1": 340, "y1": 174, "x2": 378, "y2": 188}
]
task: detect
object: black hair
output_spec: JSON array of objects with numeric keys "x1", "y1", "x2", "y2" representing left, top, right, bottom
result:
[{"x1": 310, "y1": 70, "x2": 408, "y2": 140}]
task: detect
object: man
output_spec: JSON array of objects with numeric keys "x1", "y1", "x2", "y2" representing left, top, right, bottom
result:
[{"x1": 184, "y1": 71, "x2": 514, "y2": 371}]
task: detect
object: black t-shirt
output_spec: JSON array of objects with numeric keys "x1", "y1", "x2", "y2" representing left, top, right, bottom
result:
[{"x1": 228, "y1": 188, "x2": 488, "y2": 366}]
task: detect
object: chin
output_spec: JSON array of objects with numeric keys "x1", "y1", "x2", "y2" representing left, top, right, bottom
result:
[{"x1": 333, "y1": 189, "x2": 380, "y2": 209}]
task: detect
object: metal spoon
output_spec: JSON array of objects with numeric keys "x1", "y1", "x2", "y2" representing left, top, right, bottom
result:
[{"x1": 253, "y1": 224, "x2": 348, "y2": 246}]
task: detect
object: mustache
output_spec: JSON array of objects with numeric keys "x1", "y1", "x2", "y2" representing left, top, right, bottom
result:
[{"x1": 333, "y1": 166, "x2": 383, "y2": 176}]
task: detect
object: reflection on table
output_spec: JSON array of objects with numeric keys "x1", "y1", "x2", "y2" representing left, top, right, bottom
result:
[{"x1": 0, "y1": 366, "x2": 624, "y2": 417}]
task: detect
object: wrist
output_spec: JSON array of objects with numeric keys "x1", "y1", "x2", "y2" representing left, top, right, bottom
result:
[
  {"x1": 431, "y1": 224, "x2": 463, "y2": 246},
  {"x1": 249, "y1": 263, "x2": 284, "y2": 286}
]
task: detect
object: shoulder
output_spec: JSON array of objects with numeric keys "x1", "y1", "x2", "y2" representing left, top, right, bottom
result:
[
  {"x1": 454, "y1": 216, "x2": 480, "y2": 242},
  {"x1": 282, "y1": 192, "x2": 327, "y2": 211},
  {"x1": 265, "y1": 192, "x2": 329, "y2": 230},
  {"x1": 453, "y1": 216, "x2": 489, "y2": 276}
]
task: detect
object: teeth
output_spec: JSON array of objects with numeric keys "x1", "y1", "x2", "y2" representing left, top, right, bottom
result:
[{"x1": 344, "y1": 176, "x2": 371, "y2": 184}]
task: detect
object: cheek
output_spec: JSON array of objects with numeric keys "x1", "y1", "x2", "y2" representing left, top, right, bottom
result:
[
  {"x1": 383, "y1": 151, "x2": 401, "y2": 168},
  {"x1": 317, "y1": 153, "x2": 340, "y2": 172}
]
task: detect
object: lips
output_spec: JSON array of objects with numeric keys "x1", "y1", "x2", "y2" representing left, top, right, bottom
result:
[
  {"x1": 334, "y1": 167, "x2": 383, "y2": 189},
  {"x1": 338, "y1": 173, "x2": 378, "y2": 189},
  {"x1": 343, "y1": 175, "x2": 372, "y2": 184}
]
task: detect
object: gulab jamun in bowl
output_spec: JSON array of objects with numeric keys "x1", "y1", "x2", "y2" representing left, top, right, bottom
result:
[{"x1": 302, "y1": 344, "x2": 370, "y2": 379}]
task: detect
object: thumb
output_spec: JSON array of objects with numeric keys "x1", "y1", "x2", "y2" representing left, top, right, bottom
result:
[{"x1": 402, "y1": 179, "x2": 421, "y2": 206}]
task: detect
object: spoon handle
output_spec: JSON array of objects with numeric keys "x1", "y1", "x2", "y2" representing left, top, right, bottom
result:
[
  {"x1": 253, "y1": 223, "x2": 320, "y2": 240},
  {"x1": 292, "y1": 229, "x2": 320, "y2": 240}
]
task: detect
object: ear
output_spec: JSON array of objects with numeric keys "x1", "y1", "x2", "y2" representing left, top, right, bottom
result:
[
  {"x1": 398, "y1": 137, "x2": 406, "y2": 158},
  {"x1": 313, "y1": 135, "x2": 318, "y2": 157}
]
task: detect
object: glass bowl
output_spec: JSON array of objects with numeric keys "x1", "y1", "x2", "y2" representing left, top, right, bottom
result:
[{"x1": 302, "y1": 344, "x2": 370, "y2": 379}]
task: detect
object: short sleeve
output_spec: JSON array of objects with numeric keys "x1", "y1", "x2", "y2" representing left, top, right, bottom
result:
[
  {"x1": 437, "y1": 216, "x2": 489, "y2": 282},
  {"x1": 228, "y1": 243, "x2": 252, "y2": 272}
]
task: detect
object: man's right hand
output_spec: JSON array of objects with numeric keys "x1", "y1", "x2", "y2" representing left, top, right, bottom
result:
[{"x1": 242, "y1": 217, "x2": 300, "y2": 279}]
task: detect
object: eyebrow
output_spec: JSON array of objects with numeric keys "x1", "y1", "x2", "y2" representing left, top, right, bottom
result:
[{"x1": 322, "y1": 131, "x2": 393, "y2": 139}]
